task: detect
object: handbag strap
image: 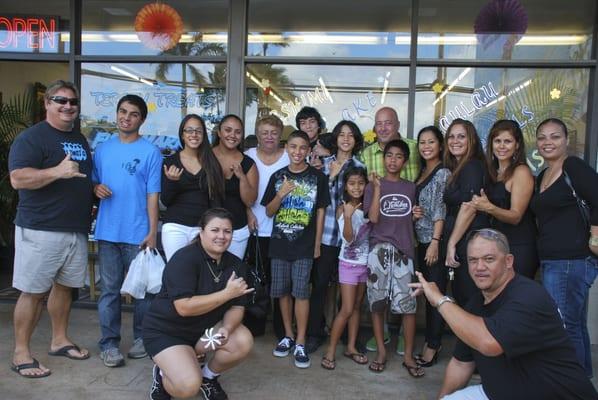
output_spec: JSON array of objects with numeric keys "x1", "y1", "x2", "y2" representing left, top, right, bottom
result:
[
  {"x1": 252, "y1": 232, "x2": 265, "y2": 277},
  {"x1": 562, "y1": 171, "x2": 591, "y2": 227}
]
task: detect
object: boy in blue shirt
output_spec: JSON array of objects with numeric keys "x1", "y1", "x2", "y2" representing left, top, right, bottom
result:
[
  {"x1": 92, "y1": 94, "x2": 162, "y2": 368},
  {"x1": 261, "y1": 130, "x2": 330, "y2": 368}
]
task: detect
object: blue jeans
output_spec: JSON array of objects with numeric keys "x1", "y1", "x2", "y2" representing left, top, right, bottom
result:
[
  {"x1": 97, "y1": 241, "x2": 154, "y2": 351},
  {"x1": 542, "y1": 256, "x2": 598, "y2": 377}
]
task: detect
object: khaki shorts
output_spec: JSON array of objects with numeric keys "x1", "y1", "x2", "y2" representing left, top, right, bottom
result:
[
  {"x1": 13, "y1": 226, "x2": 88, "y2": 293},
  {"x1": 367, "y1": 242, "x2": 416, "y2": 314}
]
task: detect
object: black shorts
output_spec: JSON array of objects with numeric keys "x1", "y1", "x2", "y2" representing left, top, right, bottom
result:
[{"x1": 144, "y1": 331, "x2": 199, "y2": 359}]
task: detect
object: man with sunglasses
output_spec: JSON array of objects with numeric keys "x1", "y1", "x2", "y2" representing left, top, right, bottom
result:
[
  {"x1": 8, "y1": 80, "x2": 93, "y2": 378},
  {"x1": 410, "y1": 229, "x2": 597, "y2": 400},
  {"x1": 92, "y1": 94, "x2": 162, "y2": 368}
]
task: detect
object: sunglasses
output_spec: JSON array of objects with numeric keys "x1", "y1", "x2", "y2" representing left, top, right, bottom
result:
[
  {"x1": 49, "y1": 96, "x2": 79, "y2": 106},
  {"x1": 465, "y1": 228, "x2": 510, "y2": 251}
]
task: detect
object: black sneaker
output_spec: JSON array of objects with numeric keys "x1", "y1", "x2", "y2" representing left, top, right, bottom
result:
[
  {"x1": 293, "y1": 344, "x2": 311, "y2": 368},
  {"x1": 272, "y1": 336, "x2": 295, "y2": 357},
  {"x1": 305, "y1": 335, "x2": 325, "y2": 354},
  {"x1": 149, "y1": 364, "x2": 171, "y2": 400},
  {"x1": 200, "y1": 376, "x2": 228, "y2": 400}
]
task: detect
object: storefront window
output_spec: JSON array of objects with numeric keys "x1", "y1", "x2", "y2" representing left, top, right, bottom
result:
[
  {"x1": 414, "y1": 66, "x2": 590, "y2": 173},
  {"x1": 81, "y1": 1, "x2": 228, "y2": 56},
  {"x1": 0, "y1": 1, "x2": 70, "y2": 54},
  {"x1": 418, "y1": 0, "x2": 595, "y2": 61},
  {"x1": 248, "y1": 0, "x2": 411, "y2": 58},
  {"x1": 244, "y1": 64, "x2": 409, "y2": 139},
  {"x1": 81, "y1": 62, "x2": 226, "y2": 152}
]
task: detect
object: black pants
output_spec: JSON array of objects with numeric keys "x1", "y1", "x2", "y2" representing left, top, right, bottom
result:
[
  {"x1": 511, "y1": 242, "x2": 539, "y2": 279},
  {"x1": 417, "y1": 242, "x2": 448, "y2": 350},
  {"x1": 246, "y1": 235, "x2": 285, "y2": 340},
  {"x1": 307, "y1": 244, "x2": 340, "y2": 338}
]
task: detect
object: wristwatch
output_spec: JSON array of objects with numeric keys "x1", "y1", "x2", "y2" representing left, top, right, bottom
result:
[{"x1": 436, "y1": 295, "x2": 456, "y2": 309}]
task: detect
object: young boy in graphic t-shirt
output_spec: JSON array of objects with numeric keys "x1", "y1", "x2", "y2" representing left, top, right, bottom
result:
[
  {"x1": 363, "y1": 139, "x2": 424, "y2": 377},
  {"x1": 261, "y1": 130, "x2": 330, "y2": 369}
]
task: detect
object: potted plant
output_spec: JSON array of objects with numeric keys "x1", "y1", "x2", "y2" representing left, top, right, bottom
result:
[{"x1": 0, "y1": 89, "x2": 37, "y2": 270}]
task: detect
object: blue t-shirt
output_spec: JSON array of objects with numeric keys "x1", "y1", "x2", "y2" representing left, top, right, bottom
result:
[
  {"x1": 8, "y1": 121, "x2": 93, "y2": 233},
  {"x1": 92, "y1": 135, "x2": 162, "y2": 245}
]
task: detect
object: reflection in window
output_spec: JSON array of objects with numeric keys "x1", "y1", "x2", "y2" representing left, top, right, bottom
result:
[
  {"x1": 245, "y1": 64, "x2": 410, "y2": 139},
  {"x1": 418, "y1": 0, "x2": 594, "y2": 60},
  {"x1": 0, "y1": 0, "x2": 70, "y2": 53},
  {"x1": 81, "y1": 63, "x2": 226, "y2": 152},
  {"x1": 414, "y1": 66, "x2": 589, "y2": 173},
  {"x1": 248, "y1": 0, "x2": 411, "y2": 58},
  {"x1": 81, "y1": 1, "x2": 228, "y2": 56}
]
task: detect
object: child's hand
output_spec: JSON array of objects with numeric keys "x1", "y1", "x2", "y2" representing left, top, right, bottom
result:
[
  {"x1": 369, "y1": 172, "x2": 381, "y2": 189},
  {"x1": 329, "y1": 160, "x2": 343, "y2": 179},
  {"x1": 277, "y1": 175, "x2": 297, "y2": 198},
  {"x1": 412, "y1": 205, "x2": 424, "y2": 220},
  {"x1": 314, "y1": 244, "x2": 321, "y2": 259},
  {"x1": 230, "y1": 163, "x2": 246, "y2": 180},
  {"x1": 342, "y1": 201, "x2": 362, "y2": 218}
]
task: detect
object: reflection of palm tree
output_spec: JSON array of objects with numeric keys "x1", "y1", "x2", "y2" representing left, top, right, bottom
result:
[
  {"x1": 154, "y1": 34, "x2": 226, "y2": 116},
  {"x1": 246, "y1": 64, "x2": 295, "y2": 119}
]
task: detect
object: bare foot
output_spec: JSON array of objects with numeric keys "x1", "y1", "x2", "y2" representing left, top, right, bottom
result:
[{"x1": 12, "y1": 353, "x2": 51, "y2": 378}]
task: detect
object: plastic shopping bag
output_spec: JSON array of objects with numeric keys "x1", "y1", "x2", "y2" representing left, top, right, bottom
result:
[
  {"x1": 120, "y1": 250, "x2": 148, "y2": 299},
  {"x1": 146, "y1": 248, "x2": 166, "y2": 294}
]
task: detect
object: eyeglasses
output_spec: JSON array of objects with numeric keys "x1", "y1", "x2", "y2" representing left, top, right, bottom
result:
[
  {"x1": 465, "y1": 228, "x2": 510, "y2": 252},
  {"x1": 183, "y1": 128, "x2": 203, "y2": 135},
  {"x1": 49, "y1": 96, "x2": 79, "y2": 106}
]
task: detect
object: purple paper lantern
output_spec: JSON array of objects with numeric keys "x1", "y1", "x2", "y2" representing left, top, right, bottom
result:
[{"x1": 474, "y1": 0, "x2": 528, "y2": 53}]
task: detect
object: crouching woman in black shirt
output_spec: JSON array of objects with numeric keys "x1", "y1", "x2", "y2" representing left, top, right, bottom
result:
[{"x1": 143, "y1": 208, "x2": 254, "y2": 400}]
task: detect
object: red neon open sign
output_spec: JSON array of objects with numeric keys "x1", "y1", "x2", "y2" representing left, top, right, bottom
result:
[{"x1": 0, "y1": 15, "x2": 59, "y2": 50}]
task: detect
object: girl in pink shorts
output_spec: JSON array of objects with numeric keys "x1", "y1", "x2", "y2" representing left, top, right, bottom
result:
[{"x1": 321, "y1": 167, "x2": 371, "y2": 370}]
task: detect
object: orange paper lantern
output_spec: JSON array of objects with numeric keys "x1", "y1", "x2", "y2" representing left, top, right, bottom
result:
[{"x1": 135, "y1": 2, "x2": 184, "y2": 51}]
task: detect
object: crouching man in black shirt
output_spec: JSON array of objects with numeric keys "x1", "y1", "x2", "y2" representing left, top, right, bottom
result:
[
  {"x1": 410, "y1": 228, "x2": 597, "y2": 400},
  {"x1": 143, "y1": 208, "x2": 255, "y2": 400}
]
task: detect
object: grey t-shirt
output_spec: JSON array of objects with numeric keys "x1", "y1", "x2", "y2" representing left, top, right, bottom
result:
[{"x1": 364, "y1": 178, "x2": 416, "y2": 259}]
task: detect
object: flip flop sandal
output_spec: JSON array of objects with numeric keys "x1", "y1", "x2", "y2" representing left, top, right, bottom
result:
[
  {"x1": 48, "y1": 344, "x2": 90, "y2": 360},
  {"x1": 368, "y1": 360, "x2": 386, "y2": 373},
  {"x1": 11, "y1": 358, "x2": 51, "y2": 378},
  {"x1": 321, "y1": 356, "x2": 336, "y2": 370},
  {"x1": 402, "y1": 362, "x2": 425, "y2": 378},
  {"x1": 343, "y1": 351, "x2": 368, "y2": 365}
]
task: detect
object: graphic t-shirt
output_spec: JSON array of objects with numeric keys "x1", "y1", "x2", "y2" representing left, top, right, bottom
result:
[
  {"x1": 363, "y1": 178, "x2": 415, "y2": 259},
  {"x1": 8, "y1": 121, "x2": 93, "y2": 233},
  {"x1": 92, "y1": 135, "x2": 162, "y2": 245},
  {"x1": 261, "y1": 165, "x2": 330, "y2": 260},
  {"x1": 338, "y1": 208, "x2": 371, "y2": 265}
]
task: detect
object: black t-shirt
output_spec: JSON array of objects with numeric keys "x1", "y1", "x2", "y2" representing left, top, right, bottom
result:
[
  {"x1": 143, "y1": 243, "x2": 249, "y2": 342},
  {"x1": 530, "y1": 156, "x2": 598, "y2": 260},
  {"x1": 161, "y1": 152, "x2": 221, "y2": 227},
  {"x1": 443, "y1": 159, "x2": 489, "y2": 240},
  {"x1": 261, "y1": 165, "x2": 330, "y2": 260},
  {"x1": 453, "y1": 275, "x2": 597, "y2": 400},
  {"x1": 223, "y1": 155, "x2": 255, "y2": 230},
  {"x1": 8, "y1": 121, "x2": 93, "y2": 233}
]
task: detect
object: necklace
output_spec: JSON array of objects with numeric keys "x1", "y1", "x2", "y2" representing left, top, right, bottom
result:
[
  {"x1": 206, "y1": 260, "x2": 223, "y2": 283},
  {"x1": 541, "y1": 167, "x2": 560, "y2": 191}
]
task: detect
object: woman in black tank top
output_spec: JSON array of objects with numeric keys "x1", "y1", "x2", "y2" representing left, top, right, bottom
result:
[{"x1": 467, "y1": 120, "x2": 538, "y2": 278}]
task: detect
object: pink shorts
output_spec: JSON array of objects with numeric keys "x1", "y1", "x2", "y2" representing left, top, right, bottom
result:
[{"x1": 338, "y1": 260, "x2": 368, "y2": 285}]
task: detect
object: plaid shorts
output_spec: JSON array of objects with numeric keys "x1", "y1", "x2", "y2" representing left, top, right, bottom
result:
[
  {"x1": 270, "y1": 258, "x2": 313, "y2": 299},
  {"x1": 367, "y1": 242, "x2": 416, "y2": 314}
]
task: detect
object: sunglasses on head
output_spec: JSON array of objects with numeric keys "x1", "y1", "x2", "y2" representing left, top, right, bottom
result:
[{"x1": 49, "y1": 96, "x2": 79, "y2": 106}]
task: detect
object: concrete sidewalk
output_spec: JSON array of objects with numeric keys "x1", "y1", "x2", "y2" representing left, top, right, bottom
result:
[{"x1": 0, "y1": 303, "x2": 595, "y2": 400}]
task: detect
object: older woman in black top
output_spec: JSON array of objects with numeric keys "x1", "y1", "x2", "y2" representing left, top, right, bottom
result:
[
  {"x1": 161, "y1": 114, "x2": 225, "y2": 261},
  {"x1": 460, "y1": 120, "x2": 538, "y2": 278},
  {"x1": 530, "y1": 118, "x2": 598, "y2": 377},
  {"x1": 143, "y1": 208, "x2": 254, "y2": 400},
  {"x1": 444, "y1": 119, "x2": 489, "y2": 306},
  {"x1": 213, "y1": 114, "x2": 258, "y2": 259}
]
